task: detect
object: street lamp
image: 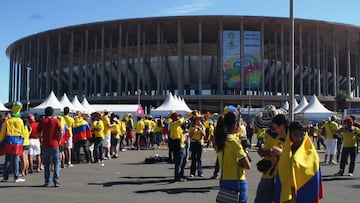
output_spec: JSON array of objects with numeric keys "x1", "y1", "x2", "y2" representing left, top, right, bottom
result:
[{"x1": 26, "y1": 65, "x2": 31, "y2": 112}]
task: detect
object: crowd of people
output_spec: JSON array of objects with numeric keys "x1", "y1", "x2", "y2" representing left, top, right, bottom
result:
[{"x1": 0, "y1": 101, "x2": 359, "y2": 202}]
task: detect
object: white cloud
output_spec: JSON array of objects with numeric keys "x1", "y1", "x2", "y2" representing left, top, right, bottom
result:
[{"x1": 164, "y1": 0, "x2": 219, "y2": 15}]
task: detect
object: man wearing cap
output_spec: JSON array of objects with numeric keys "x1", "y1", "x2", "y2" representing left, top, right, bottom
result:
[
  {"x1": 189, "y1": 111, "x2": 206, "y2": 177},
  {"x1": 334, "y1": 118, "x2": 360, "y2": 176},
  {"x1": 0, "y1": 102, "x2": 27, "y2": 183},
  {"x1": 254, "y1": 105, "x2": 287, "y2": 203},
  {"x1": 170, "y1": 112, "x2": 187, "y2": 181}
]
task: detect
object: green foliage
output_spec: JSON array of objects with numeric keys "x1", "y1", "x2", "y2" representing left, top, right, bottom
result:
[{"x1": 335, "y1": 90, "x2": 350, "y2": 112}]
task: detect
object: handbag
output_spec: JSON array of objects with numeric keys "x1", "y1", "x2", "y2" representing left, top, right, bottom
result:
[{"x1": 216, "y1": 145, "x2": 240, "y2": 203}]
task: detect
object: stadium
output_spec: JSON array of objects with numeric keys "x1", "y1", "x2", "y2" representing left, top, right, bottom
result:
[{"x1": 6, "y1": 16, "x2": 360, "y2": 113}]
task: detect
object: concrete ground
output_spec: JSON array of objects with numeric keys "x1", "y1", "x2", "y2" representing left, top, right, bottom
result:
[{"x1": 0, "y1": 146, "x2": 359, "y2": 203}]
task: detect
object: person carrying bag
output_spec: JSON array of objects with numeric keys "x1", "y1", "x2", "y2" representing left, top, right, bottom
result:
[{"x1": 215, "y1": 106, "x2": 251, "y2": 203}]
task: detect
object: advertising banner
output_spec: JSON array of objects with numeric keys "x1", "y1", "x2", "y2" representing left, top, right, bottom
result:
[
  {"x1": 223, "y1": 31, "x2": 241, "y2": 89},
  {"x1": 244, "y1": 31, "x2": 261, "y2": 89}
]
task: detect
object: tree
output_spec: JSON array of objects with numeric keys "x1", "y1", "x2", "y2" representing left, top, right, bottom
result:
[{"x1": 335, "y1": 90, "x2": 350, "y2": 112}]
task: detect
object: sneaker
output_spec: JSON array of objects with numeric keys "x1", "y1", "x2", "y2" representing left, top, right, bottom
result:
[
  {"x1": 198, "y1": 174, "x2": 204, "y2": 177},
  {"x1": 334, "y1": 171, "x2": 343, "y2": 176},
  {"x1": 347, "y1": 173, "x2": 353, "y2": 177},
  {"x1": 190, "y1": 174, "x2": 195, "y2": 177},
  {"x1": 328, "y1": 160, "x2": 338, "y2": 164},
  {"x1": 210, "y1": 175, "x2": 219, "y2": 179},
  {"x1": 67, "y1": 164, "x2": 74, "y2": 168},
  {"x1": 54, "y1": 183, "x2": 61, "y2": 187},
  {"x1": 43, "y1": 183, "x2": 49, "y2": 187},
  {"x1": 1, "y1": 179, "x2": 8, "y2": 182},
  {"x1": 100, "y1": 161, "x2": 105, "y2": 166},
  {"x1": 14, "y1": 178, "x2": 26, "y2": 183}
]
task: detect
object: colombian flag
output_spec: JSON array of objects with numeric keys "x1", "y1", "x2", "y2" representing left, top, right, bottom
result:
[
  {"x1": 275, "y1": 134, "x2": 323, "y2": 203},
  {"x1": 72, "y1": 119, "x2": 92, "y2": 143},
  {"x1": 0, "y1": 118, "x2": 25, "y2": 156},
  {"x1": 60, "y1": 124, "x2": 71, "y2": 146},
  {"x1": 0, "y1": 135, "x2": 24, "y2": 156}
]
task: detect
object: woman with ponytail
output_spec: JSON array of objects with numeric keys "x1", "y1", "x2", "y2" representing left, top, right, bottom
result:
[{"x1": 215, "y1": 110, "x2": 251, "y2": 203}]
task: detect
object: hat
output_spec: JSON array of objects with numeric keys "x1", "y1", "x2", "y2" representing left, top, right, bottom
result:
[
  {"x1": 223, "y1": 105, "x2": 237, "y2": 114},
  {"x1": 28, "y1": 114, "x2": 35, "y2": 122},
  {"x1": 11, "y1": 101, "x2": 23, "y2": 117},
  {"x1": 191, "y1": 110, "x2": 202, "y2": 118},
  {"x1": 170, "y1": 112, "x2": 181, "y2": 120},
  {"x1": 345, "y1": 118, "x2": 353, "y2": 123},
  {"x1": 255, "y1": 105, "x2": 287, "y2": 128}
]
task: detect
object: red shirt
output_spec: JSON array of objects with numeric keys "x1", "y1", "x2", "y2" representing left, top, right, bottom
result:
[
  {"x1": 29, "y1": 121, "x2": 39, "y2": 139},
  {"x1": 38, "y1": 116, "x2": 61, "y2": 149}
]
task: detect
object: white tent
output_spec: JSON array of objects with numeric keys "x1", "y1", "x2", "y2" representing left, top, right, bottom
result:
[
  {"x1": 294, "y1": 96, "x2": 308, "y2": 114},
  {"x1": 301, "y1": 95, "x2": 336, "y2": 121},
  {"x1": 59, "y1": 93, "x2": 77, "y2": 112},
  {"x1": 81, "y1": 97, "x2": 96, "y2": 114},
  {"x1": 30, "y1": 91, "x2": 64, "y2": 115},
  {"x1": 71, "y1": 95, "x2": 87, "y2": 113},
  {"x1": 282, "y1": 98, "x2": 299, "y2": 111},
  {"x1": 91, "y1": 104, "x2": 140, "y2": 118},
  {"x1": 0, "y1": 102, "x2": 9, "y2": 111},
  {"x1": 151, "y1": 93, "x2": 192, "y2": 117}
]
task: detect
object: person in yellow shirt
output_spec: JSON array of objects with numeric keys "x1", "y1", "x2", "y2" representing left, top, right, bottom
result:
[
  {"x1": 20, "y1": 118, "x2": 30, "y2": 177},
  {"x1": 189, "y1": 111, "x2": 206, "y2": 177},
  {"x1": 0, "y1": 101, "x2": 27, "y2": 182},
  {"x1": 154, "y1": 117, "x2": 164, "y2": 147},
  {"x1": 215, "y1": 110, "x2": 251, "y2": 203},
  {"x1": 91, "y1": 112, "x2": 105, "y2": 165},
  {"x1": 102, "y1": 110, "x2": 113, "y2": 159},
  {"x1": 335, "y1": 118, "x2": 360, "y2": 176},
  {"x1": 118, "y1": 117, "x2": 127, "y2": 151},
  {"x1": 255, "y1": 125, "x2": 266, "y2": 149},
  {"x1": 135, "y1": 117, "x2": 145, "y2": 150},
  {"x1": 63, "y1": 107, "x2": 75, "y2": 167},
  {"x1": 110, "y1": 116, "x2": 121, "y2": 158},
  {"x1": 323, "y1": 116, "x2": 339, "y2": 164},
  {"x1": 170, "y1": 112, "x2": 186, "y2": 182}
]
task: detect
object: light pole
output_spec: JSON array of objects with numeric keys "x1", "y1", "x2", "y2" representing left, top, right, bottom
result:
[
  {"x1": 248, "y1": 78, "x2": 257, "y2": 118},
  {"x1": 26, "y1": 65, "x2": 31, "y2": 112},
  {"x1": 137, "y1": 89, "x2": 141, "y2": 105},
  {"x1": 289, "y1": 0, "x2": 295, "y2": 121}
]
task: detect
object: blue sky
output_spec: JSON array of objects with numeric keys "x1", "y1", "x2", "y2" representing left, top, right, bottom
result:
[{"x1": 1, "y1": 0, "x2": 359, "y2": 103}]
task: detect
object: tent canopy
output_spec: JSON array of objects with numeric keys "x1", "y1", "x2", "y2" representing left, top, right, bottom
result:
[
  {"x1": 30, "y1": 91, "x2": 64, "y2": 115},
  {"x1": 81, "y1": 97, "x2": 96, "y2": 114},
  {"x1": 151, "y1": 93, "x2": 192, "y2": 117},
  {"x1": 91, "y1": 104, "x2": 140, "y2": 118},
  {"x1": 71, "y1": 96, "x2": 87, "y2": 113},
  {"x1": 60, "y1": 93, "x2": 77, "y2": 112},
  {"x1": 301, "y1": 95, "x2": 336, "y2": 121},
  {"x1": 0, "y1": 102, "x2": 9, "y2": 112},
  {"x1": 294, "y1": 96, "x2": 308, "y2": 114}
]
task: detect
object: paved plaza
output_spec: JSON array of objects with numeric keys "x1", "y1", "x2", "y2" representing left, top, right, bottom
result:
[{"x1": 0, "y1": 146, "x2": 359, "y2": 203}]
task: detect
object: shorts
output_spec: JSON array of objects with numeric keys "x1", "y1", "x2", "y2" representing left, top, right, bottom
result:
[
  {"x1": 23, "y1": 145, "x2": 29, "y2": 151},
  {"x1": 88, "y1": 142, "x2": 94, "y2": 151},
  {"x1": 65, "y1": 136, "x2": 73, "y2": 149},
  {"x1": 29, "y1": 138, "x2": 41, "y2": 155},
  {"x1": 103, "y1": 134, "x2": 111, "y2": 147},
  {"x1": 325, "y1": 139, "x2": 337, "y2": 155},
  {"x1": 111, "y1": 134, "x2": 120, "y2": 147},
  {"x1": 59, "y1": 146, "x2": 65, "y2": 152},
  {"x1": 126, "y1": 130, "x2": 135, "y2": 139}
]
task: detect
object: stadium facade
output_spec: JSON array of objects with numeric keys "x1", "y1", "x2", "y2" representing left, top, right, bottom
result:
[{"x1": 6, "y1": 16, "x2": 360, "y2": 113}]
